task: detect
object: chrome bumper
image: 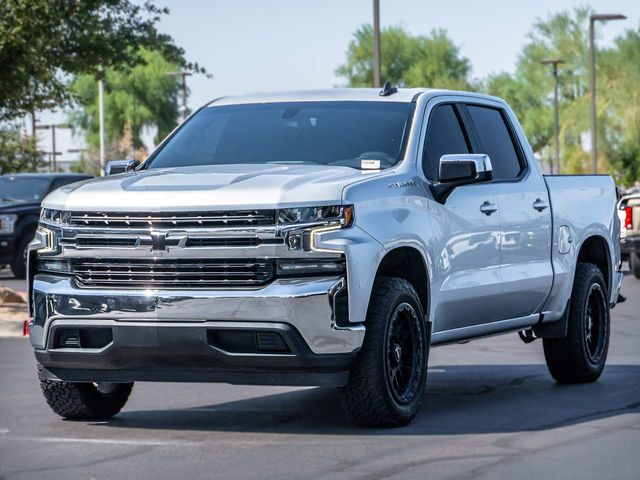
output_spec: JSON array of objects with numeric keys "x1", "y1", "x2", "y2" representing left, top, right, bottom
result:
[{"x1": 29, "y1": 274, "x2": 364, "y2": 355}]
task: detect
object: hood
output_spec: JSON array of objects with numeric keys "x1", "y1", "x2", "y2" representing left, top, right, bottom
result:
[{"x1": 43, "y1": 164, "x2": 389, "y2": 211}]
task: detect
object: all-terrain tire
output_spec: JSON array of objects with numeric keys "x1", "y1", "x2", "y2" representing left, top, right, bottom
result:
[
  {"x1": 340, "y1": 277, "x2": 429, "y2": 427},
  {"x1": 543, "y1": 263, "x2": 610, "y2": 383},
  {"x1": 630, "y1": 253, "x2": 640, "y2": 280},
  {"x1": 38, "y1": 364, "x2": 133, "y2": 419}
]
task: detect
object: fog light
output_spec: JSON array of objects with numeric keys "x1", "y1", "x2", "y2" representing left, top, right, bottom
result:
[{"x1": 277, "y1": 257, "x2": 345, "y2": 277}]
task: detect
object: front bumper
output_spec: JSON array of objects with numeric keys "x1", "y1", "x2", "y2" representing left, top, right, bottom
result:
[{"x1": 30, "y1": 274, "x2": 364, "y2": 385}]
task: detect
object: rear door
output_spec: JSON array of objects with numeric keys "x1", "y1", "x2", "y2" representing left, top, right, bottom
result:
[
  {"x1": 423, "y1": 103, "x2": 503, "y2": 332},
  {"x1": 462, "y1": 103, "x2": 553, "y2": 320}
]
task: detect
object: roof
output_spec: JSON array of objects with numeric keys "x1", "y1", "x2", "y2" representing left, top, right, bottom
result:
[{"x1": 208, "y1": 88, "x2": 501, "y2": 107}]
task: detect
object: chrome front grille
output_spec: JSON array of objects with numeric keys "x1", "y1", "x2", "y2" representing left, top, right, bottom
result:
[
  {"x1": 68, "y1": 210, "x2": 276, "y2": 229},
  {"x1": 71, "y1": 258, "x2": 275, "y2": 289}
]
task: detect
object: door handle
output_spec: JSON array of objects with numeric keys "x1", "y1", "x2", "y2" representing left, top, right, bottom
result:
[
  {"x1": 480, "y1": 201, "x2": 498, "y2": 216},
  {"x1": 533, "y1": 198, "x2": 549, "y2": 212}
]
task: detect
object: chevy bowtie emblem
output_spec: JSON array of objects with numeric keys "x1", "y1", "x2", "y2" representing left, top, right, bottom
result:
[
  {"x1": 150, "y1": 231, "x2": 168, "y2": 252},
  {"x1": 136, "y1": 232, "x2": 185, "y2": 252}
]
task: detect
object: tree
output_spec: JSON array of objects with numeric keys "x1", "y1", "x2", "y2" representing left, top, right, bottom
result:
[
  {"x1": 336, "y1": 25, "x2": 472, "y2": 90},
  {"x1": 601, "y1": 29, "x2": 640, "y2": 185},
  {"x1": 484, "y1": 7, "x2": 640, "y2": 182},
  {"x1": 0, "y1": 125, "x2": 44, "y2": 174},
  {"x1": 68, "y1": 48, "x2": 181, "y2": 154},
  {"x1": 0, "y1": 0, "x2": 203, "y2": 122}
]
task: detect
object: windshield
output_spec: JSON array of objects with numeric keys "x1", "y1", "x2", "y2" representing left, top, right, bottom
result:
[
  {"x1": 0, "y1": 177, "x2": 51, "y2": 203},
  {"x1": 147, "y1": 101, "x2": 415, "y2": 170}
]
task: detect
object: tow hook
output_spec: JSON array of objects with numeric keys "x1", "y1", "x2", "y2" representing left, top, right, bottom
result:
[{"x1": 518, "y1": 329, "x2": 537, "y2": 344}]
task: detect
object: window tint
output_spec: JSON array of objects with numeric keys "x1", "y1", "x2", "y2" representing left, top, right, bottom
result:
[
  {"x1": 147, "y1": 102, "x2": 415, "y2": 170},
  {"x1": 50, "y1": 178, "x2": 76, "y2": 191},
  {"x1": 422, "y1": 104, "x2": 469, "y2": 180},
  {"x1": 466, "y1": 105, "x2": 522, "y2": 180}
]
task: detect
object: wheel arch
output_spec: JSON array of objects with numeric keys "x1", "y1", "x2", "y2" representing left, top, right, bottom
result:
[
  {"x1": 370, "y1": 246, "x2": 430, "y2": 320},
  {"x1": 577, "y1": 234, "x2": 611, "y2": 294}
]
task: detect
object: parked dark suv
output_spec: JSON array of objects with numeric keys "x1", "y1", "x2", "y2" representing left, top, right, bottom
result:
[{"x1": 0, "y1": 173, "x2": 92, "y2": 278}]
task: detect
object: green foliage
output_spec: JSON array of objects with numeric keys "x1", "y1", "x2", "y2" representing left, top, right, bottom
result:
[
  {"x1": 601, "y1": 29, "x2": 640, "y2": 185},
  {"x1": 0, "y1": 125, "x2": 45, "y2": 174},
  {"x1": 0, "y1": 0, "x2": 203, "y2": 122},
  {"x1": 336, "y1": 25, "x2": 472, "y2": 89},
  {"x1": 486, "y1": 7, "x2": 639, "y2": 181},
  {"x1": 337, "y1": 10, "x2": 640, "y2": 183},
  {"x1": 69, "y1": 48, "x2": 181, "y2": 152}
]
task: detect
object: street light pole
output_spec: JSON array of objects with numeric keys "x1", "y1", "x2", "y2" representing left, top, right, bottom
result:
[
  {"x1": 540, "y1": 59, "x2": 565, "y2": 175},
  {"x1": 589, "y1": 13, "x2": 626, "y2": 174},
  {"x1": 166, "y1": 72, "x2": 192, "y2": 123},
  {"x1": 98, "y1": 74, "x2": 106, "y2": 175},
  {"x1": 372, "y1": 0, "x2": 381, "y2": 88}
]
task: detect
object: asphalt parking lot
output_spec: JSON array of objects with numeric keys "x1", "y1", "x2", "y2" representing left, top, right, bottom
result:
[{"x1": 1, "y1": 273, "x2": 639, "y2": 480}]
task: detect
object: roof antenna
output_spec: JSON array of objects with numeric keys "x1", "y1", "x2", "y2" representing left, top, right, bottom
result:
[{"x1": 379, "y1": 80, "x2": 398, "y2": 97}]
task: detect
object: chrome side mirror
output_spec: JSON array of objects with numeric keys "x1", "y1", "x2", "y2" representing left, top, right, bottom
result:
[
  {"x1": 431, "y1": 154, "x2": 493, "y2": 202},
  {"x1": 104, "y1": 160, "x2": 130, "y2": 176}
]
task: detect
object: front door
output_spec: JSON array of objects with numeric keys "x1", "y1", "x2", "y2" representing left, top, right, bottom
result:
[{"x1": 422, "y1": 103, "x2": 503, "y2": 333}]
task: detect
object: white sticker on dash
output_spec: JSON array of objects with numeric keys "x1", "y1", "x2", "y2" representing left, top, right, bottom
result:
[{"x1": 361, "y1": 159, "x2": 381, "y2": 170}]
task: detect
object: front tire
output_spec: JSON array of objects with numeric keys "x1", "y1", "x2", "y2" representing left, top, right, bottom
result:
[
  {"x1": 340, "y1": 277, "x2": 429, "y2": 427},
  {"x1": 10, "y1": 233, "x2": 32, "y2": 279},
  {"x1": 543, "y1": 263, "x2": 610, "y2": 383},
  {"x1": 630, "y1": 253, "x2": 640, "y2": 279},
  {"x1": 38, "y1": 364, "x2": 133, "y2": 419}
]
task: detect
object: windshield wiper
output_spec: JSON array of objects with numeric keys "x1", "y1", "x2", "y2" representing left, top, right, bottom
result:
[{"x1": 0, "y1": 197, "x2": 22, "y2": 202}]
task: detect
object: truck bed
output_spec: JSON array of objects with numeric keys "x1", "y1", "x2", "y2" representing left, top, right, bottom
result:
[{"x1": 541, "y1": 175, "x2": 621, "y2": 321}]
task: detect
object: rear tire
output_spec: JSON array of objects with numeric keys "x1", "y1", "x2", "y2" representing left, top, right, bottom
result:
[
  {"x1": 340, "y1": 277, "x2": 429, "y2": 427},
  {"x1": 38, "y1": 364, "x2": 133, "y2": 419},
  {"x1": 631, "y1": 253, "x2": 640, "y2": 280},
  {"x1": 543, "y1": 263, "x2": 610, "y2": 383}
]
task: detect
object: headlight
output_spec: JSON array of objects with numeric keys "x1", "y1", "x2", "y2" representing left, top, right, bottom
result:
[
  {"x1": 277, "y1": 205, "x2": 353, "y2": 228},
  {"x1": 35, "y1": 226, "x2": 58, "y2": 254},
  {"x1": 0, "y1": 214, "x2": 17, "y2": 234},
  {"x1": 37, "y1": 258, "x2": 72, "y2": 274},
  {"x1": 40, "y1": 208, "x2": 71, "y2": 225}
]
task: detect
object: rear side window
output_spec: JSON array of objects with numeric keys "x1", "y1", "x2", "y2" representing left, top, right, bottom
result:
[
  {"x1": 422, "y1": 104, "x2": 469, "y2": 181},
  {"x1": 466, "y1": 105, "x2": 523, "y2": 180}
]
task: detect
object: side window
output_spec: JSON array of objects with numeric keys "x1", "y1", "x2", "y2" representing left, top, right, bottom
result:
[
  {"x1": 465, "y1": 105, "x2": 523, "y2": 180},
  {"x1": 422, "y1": 104, "x2": 469, "y2": 181}
]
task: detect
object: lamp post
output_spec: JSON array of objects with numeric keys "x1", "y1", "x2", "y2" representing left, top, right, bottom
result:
[
  {"x1": 98, "y1": 70, "x2": 106, "y2": 175},
  {"x1": 540, "y1": 59, "x2": 565, "y2": 175},
  {"x1": 166, "y1": 71, "x2": 192, "y2": 123},
  {"x1": 589, "y1": 13, "x2": 626, "y2": 174},
  {"x1": 372, "y1": 0, "x2": 381, "y2": 88}
]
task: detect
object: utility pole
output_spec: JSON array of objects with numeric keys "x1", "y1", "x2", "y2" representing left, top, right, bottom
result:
[
  {"x1": 166, "y1": 71, "x2": 192, "y2": 123},
  {"x1": 372, "y1": 0, "x2": 381, "y2": 88},
  {"x1": 540, "y1": 59, "x2": 565, "y2": 175},
  {"x1": 98, "y1": 72, "x2": 106, "y2": 175},
  {"x1": 589, "y1": 13, "x2": 626, "y2": 174},
  {"x1": 36, "y1": 123, "x2": 70, "y2": 172}
]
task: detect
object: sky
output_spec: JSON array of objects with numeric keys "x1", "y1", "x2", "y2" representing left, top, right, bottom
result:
[{"x1": 33, "y1": 0, "x2": 639, "y2": 166}]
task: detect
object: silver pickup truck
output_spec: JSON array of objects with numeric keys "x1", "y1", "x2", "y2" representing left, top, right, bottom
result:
[{"x1": 28, "y1": 87, "x2": 623, "y2": 427}]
